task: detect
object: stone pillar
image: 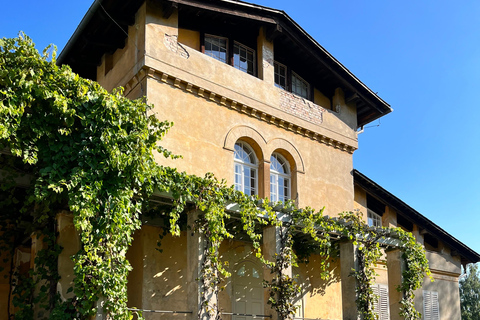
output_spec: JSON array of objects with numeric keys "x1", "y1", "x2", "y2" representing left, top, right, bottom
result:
[
  {"x1": 382, "y1": 207, "x2": 397, "y2": 228},
  {"x1": 56, "y1": 212, "x2": 80, "y2": 301},
  {"x1": 259, "y1": 159, "x2": 270, "y2": 199},
  {"x1": 412, "y1": 225, "x2": 424, "y2": 246},
  {"x1": 386, "y1": 249, "x2": 404, "y2": 320},
  {"x1": 257, "y1": 27, "x2": 275, "y2": 84},
  {"x1": 187, "y1": 210, "x2": 217, "y2": 320},
  {"x1": 31, "y1": 233, "x2": 48, "y2": 319},
  {"x1": 340, "y1": 241, "x2": 359, "y2": 320},
  {"x1": 263, "y1": 225, "x2": 292, "y2": 320}
]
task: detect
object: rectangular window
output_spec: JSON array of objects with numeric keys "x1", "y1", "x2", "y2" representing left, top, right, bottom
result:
[
  {"x1": 367, "y1": 209, "x2": 382, "y2": 227},
  {"x1": 423, "y1": 291, "x2": 440, "y2": 320},
  {"x1": 291, "y1": 72, "x2": 309, "y2": 99},
  {"x1": 234, "y1": 42, "x2": 255, "y2": 75},
  {"x1": 372, "y1": 284, "x2": 389, "y2": 320},
  {"x1": 274, "y1": 61, "x2": 287, "y2": 89},
  {"x1": 204, "y1": 35, "x2": 228, "y2": 63},
  {"x1": 270, "y1": 175, "x2": 277, "y2": 202}
]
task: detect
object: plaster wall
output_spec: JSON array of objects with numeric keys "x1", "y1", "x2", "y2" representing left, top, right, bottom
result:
[
  {"x1": 426, "y1": 250, "x2": 462, "y2": 275},
  {"x1": 91, "y1": 4, "x2": 361, "y2": 214},
  {"x1": 148, "y1": 77, "x2": 353, "y2": 214},
  {"x1": 143, "y1": 6, "x2": 359, "y2": 149},
  {"x1": 126, "y1": 225, "x2": 189, "y2": 319},
  {"x1": 415, "y1": 270, "x2": 461, "y2": 320},
  {"x1": 299, "y1": 255, "x2": 342, "y2": 320},
  {"x1": 353, "y1": 186, "x2": 367, "y2": 221}
]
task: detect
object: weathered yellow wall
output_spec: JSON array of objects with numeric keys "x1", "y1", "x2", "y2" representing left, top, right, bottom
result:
[
  {"x1": 144, "y1": 8, "x2": 357, "y2": 213},
  {"x1": 148, "y1": 77, "x2": 353, "y2": 214},
  {"x1": 126, "y1": 225, "x2": 188, "y2": 319},
  {"x1": 178, "y1": 28, "x2": 200, "y2": 51},
  {"x1": 88, "y1": 4, "x2": 465, "y2": 320},
  {"x1": 415, "y1": 269, "x2": 462, "y2": 320},
  {"x1": 353, "y1": 186, "x2": 367, "y2": 221},
  {"x1": 300, "y1": 255, "x2": 342, "y2": 320}
]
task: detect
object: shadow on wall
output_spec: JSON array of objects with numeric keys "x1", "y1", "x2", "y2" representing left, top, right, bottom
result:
[{"x1": 299, "y1": 254, "x2": 341, "y2": 298}]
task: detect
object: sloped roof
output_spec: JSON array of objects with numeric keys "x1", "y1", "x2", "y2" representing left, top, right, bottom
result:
[
  {"x1": 353, "y1": 169, "x2": 480, "y2": 265},
  {"x1": 58, "y1": 0, "x2": 392, "y2": 128}
]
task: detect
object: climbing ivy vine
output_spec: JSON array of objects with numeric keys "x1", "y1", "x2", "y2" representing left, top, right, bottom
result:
[{"x1": 0, "y1": 34, "x2": 430, "y2": 320}]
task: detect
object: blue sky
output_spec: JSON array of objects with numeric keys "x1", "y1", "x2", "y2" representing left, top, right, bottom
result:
[{"x1": 2, "y1": 0, "x2": 480, "y2": 255}]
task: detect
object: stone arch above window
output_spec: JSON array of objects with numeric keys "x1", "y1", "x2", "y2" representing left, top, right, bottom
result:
[
  {"x1": 224, "y1": 125, "x2": 267, "y2": 161},
  {"x1": 266, "y1": 138, "x2": 304, "y2": 173}
]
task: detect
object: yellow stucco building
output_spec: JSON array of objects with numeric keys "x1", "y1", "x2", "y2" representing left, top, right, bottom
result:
[{"x1": 1, "y1": 0, "x2": 478, "y2": 319}]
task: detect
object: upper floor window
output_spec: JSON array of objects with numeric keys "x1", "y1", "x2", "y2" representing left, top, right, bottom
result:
[
  {"x1": 274, "y1": 61, "x2": 287, "y2": 89},
  {"x1": 270, "y1": 153, "x2": 290, "y2": 203},
  {"x1": 367, "y1": 209, "x2": 382, "y2": 227},
  {"x1": 234, "y1": 42, "x2": 255, "y2": 75},
  {"x1": 204, "y1": 35, "x2": 228, "y2": 63},
  {"x1": 234, "y1": 142, "x2": 258, "y2": 196},
  {"x1": 291, "y1": 72, "x2": 310, "y2": 99},
  {"x1": 203, "y1": 35, "x2": 256, "y2": 76},
  {"x1": 274, "y1": 61, "x2": 310, "y2": 99}
]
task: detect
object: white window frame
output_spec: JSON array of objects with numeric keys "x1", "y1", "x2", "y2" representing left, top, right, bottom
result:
[
  {"x1": 372, "y1": 284, "x2": 390, "y2": 320},
  {"x1": 270, "y1": 153, "x2": 290, "y2": 203},
  {"x1": 274, "y1": 61, "x2": 287, "y2": 89},
  {"x1": 291, "y1": 71, "x2": 310, "y2": 99},
  {"x1": 204, "y1": 34, "x2": 228, "y2": 63},
  {"x1": 367, "y1": 208, "x2": 382, "y2": 227},
  {"x1": 233, "y1": 41, "x2": 256, "y2": 75},
  {"x1": 423, "y1": 290, "x2": 440, "y2": 320},
  {"x1": 234, "y1": 141, "x2": 258, "y2": 196}
]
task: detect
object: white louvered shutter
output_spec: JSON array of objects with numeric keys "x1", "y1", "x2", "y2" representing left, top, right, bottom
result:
[
  {"x1": 423, "y1": 291, "x2": 440, "y2": 320},
  {"x1": 372, "y1": 284, "x2": 390, "y2": 320},
  {"x1": 379, "y1": 285, "x2": 390, "y2": 320}
]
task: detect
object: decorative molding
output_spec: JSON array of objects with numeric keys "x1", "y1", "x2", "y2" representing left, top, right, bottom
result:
[
  {"x1": 124, "y1": 66, "x2": 357, "y2": 154},
  {"x1": 429, "y1": 269, "x2": 460, "y2": 282},
  {"x1": 224, "y1": 125, "x2": 267, "y2": 159}
]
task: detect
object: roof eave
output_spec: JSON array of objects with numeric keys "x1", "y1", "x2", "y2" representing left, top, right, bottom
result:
[{"x1": 353, "y1": 169, "x2": 480, "y2": 264}]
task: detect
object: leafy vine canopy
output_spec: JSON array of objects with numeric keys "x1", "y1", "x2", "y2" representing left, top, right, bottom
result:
[{"x1": 0, "y1": 34, "x2": 430, "y2": 320}]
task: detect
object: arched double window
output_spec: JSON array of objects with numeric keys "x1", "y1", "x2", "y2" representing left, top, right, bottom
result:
[
  {"x1": 270, "y1": 153, "x2": 290, "y2": 203},
  {"x1": 234, "y1": 142, "x2": 258, "y2": 196}
]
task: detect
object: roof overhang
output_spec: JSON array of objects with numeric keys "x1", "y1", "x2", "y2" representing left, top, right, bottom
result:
[{"x1": 353, "y1": 169, "x2": 480, "y2": 265}]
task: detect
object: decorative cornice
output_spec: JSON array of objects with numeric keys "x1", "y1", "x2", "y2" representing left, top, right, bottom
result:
[{"x1": 125, "y1": 66, "x2": 357, "y2": 154}]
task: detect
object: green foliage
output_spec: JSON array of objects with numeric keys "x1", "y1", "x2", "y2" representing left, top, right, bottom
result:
[
  {"x1": 0, "y1": 34, "x2": 431, "y2": 320},
  {"x1": 460, "y1": 263, "x2": 480, "y2": 320},
  {"x1": 1, "y1": 33, "x2": 173, "y2": 319}
]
